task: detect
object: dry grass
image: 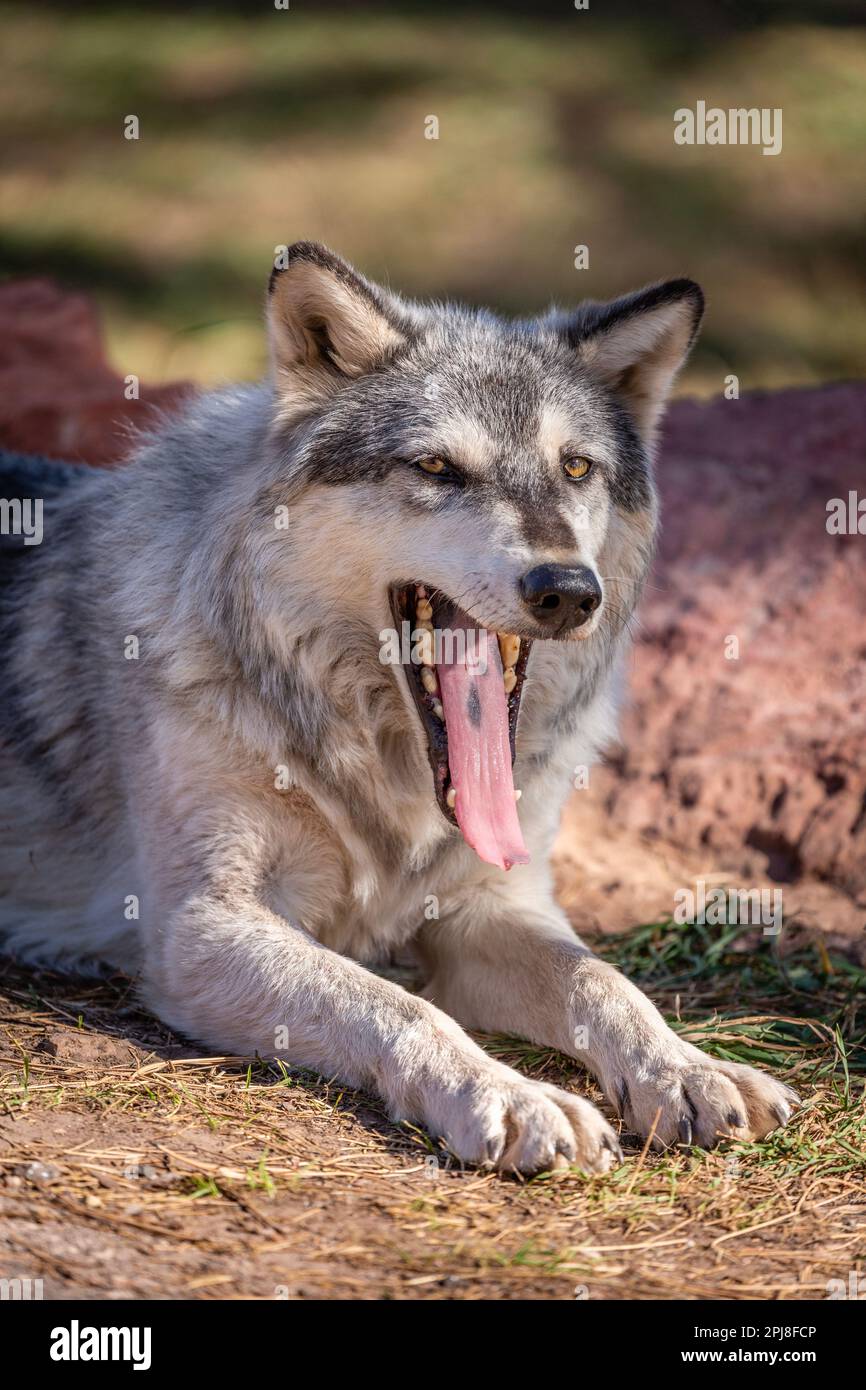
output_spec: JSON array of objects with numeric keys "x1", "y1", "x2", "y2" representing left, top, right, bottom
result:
[{"x1": 0, "y1": 920, "x2": 863, "y2": 1300}]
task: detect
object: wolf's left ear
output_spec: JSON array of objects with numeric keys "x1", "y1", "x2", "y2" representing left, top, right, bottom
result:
[
  {"x1": 564, "y1": 279, "x2": 704, "y2": 442},
  {"x1": 267, "y1": 242, "x2": 408, "y2": 417}
]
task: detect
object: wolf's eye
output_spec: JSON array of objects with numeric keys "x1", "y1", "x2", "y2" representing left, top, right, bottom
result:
[
  {"x1": 410, "y1": 454, "x2": 463, "y2": 486},
  {"x1": 562, "y1": 456, "x2": 594, "y2": 481}
]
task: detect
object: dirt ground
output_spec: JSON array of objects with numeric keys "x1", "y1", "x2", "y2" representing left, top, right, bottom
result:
[{"x1": 1, "y1": 907, "x2": 863, "y2": 1302}]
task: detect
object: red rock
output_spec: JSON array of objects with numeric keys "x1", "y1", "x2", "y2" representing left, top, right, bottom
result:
[
  {"x1": 557, "y1": 384, "x2": 866, "y2": 950},
  {"x1": 0, "y1": 278, "x2": 193, "y2": 465}
]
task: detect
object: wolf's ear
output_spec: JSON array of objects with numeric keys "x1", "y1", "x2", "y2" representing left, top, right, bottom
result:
[
  {"x1": 564, "y1": 279, "x2": 704, "y2": 443},
  {"x1": 267, "y1": 242, "x2": 408, "y2": 417}
]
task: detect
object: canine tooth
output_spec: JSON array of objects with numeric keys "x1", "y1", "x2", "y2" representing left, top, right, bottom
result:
[
  {"x1": 432, "y1": 699, "x2": 444, "y2": 720},
  {"x1": 418, "y1": 630, "x2": 435, "y2": 667},
  {"x1": 421, "y1": 666, "x2": 439, "y2": 695},
  {"x1": 416, "y1": 600, "x2": 433, "y2": 621},
  {"x1": 446, "y1": 787, "x2": 457, "y2": 809},
  {"x1": 416, "y1": 619, "x2": 434, "y2": 634},
  {"x1": 503, "y1": 667, "x2": 517, "y2": 694},
  {"x1": 514, "y1": 789, "x2": 522, "y2": 801},
  {"x1": 498, "y1": 633, "x2": 520, "y2": 669}
]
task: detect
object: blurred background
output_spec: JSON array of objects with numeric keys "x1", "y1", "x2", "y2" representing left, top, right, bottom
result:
[{"x1": 1, "y1": 0, "x2": 864, "y2": 393}]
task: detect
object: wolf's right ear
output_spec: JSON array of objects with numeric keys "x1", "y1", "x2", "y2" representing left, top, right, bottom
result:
[
  {"x1": 267, "y1": 243, "x2": 408, "y2": 419},
  {"x1": 562, "y1": 279, "x2": 704, "y2": 445}
]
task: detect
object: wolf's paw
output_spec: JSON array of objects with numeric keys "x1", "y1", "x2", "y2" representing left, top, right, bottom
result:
[
  {"x1": 616, "y1": 1048, "x2": 799, "y2": 1151},
  {"x1": 442, "y1": 1072, "x2": 623, "y2": 1176}
]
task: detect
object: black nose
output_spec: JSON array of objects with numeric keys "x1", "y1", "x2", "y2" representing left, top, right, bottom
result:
[{"x1": 519, "y1": 563, "x2": 602, "y2": 631}]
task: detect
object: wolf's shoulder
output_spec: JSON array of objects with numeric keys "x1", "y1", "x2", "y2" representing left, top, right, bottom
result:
[{"x1": 132, "y1": 382, "x2": 273, "y2": 458}]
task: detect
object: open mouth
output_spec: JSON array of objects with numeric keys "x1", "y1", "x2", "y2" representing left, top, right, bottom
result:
[{"x1": 389, "y1": 583, "x2": 533, "y2": 871}]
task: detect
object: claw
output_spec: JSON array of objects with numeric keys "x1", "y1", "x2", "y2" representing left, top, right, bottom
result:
[
  {"x1": 726, "y1": 1109, "x2": 746, "y2": 1129},
  {"x1": 678, "y1": 1117, "x2": 693, "y2": 1146},
  {"x1": 615, "y1": 1077, "x2": 630, "y2": 1121},
  {"x1": 602, "y1": 1132, "x2": 624, "y2": 1164},
  {"x1": 771, "y1": 1101, "x2": 791, "y2": 1128}
]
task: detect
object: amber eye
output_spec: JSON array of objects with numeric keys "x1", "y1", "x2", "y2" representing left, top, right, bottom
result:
[
  {"x1": 563, "y1": 456, "x2": 593, "y2": 481},
  {"x1": 417, "y1": 456, "x2": 448, "y2": 476}
]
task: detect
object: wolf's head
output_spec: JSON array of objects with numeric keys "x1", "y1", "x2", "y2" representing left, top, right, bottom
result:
[{"x1": 261, "y1": 243, "x2": 703, "y2": 869}]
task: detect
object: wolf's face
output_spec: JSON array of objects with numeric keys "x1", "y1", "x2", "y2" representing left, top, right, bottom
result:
[{"x1": 263, "y1": 244, "x2": 703, "y2": 868}]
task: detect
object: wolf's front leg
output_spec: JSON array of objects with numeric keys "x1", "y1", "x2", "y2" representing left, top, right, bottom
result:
[
  {"x1": 141, "y1": 885, "x2": 621, "y2": 1176},
  {"x1": 419, "y1": 906, "x2": 798, "y2": 1150}
]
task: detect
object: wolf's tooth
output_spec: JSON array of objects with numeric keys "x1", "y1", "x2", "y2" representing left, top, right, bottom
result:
[
  {"x1": 446, "y1": 786, "x2": 457, "y2": 809},
  {"x1": 503, "y1": 667, "x2": 517, "y2": 694},
  {"x1": 416, "y1": 600, "x2": 433, "y2": 621},
  {"x1": 498, "y1": 633, "x2": 520, "y2": 670},
  {"x1": 432, "y1": 699, "x2": 444, "y2": 720},
  {"x1": 421, "y1": 666, "x2": 439, "y2": 695}
]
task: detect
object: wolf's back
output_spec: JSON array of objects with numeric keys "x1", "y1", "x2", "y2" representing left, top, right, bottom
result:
[{"x1": 0, "y1": 450, "x2": 140, "y2": 967}]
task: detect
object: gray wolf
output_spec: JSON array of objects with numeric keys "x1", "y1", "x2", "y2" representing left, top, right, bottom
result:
[{"x1": 0, "y1": 244, "x2": 797, "y2": 1173}]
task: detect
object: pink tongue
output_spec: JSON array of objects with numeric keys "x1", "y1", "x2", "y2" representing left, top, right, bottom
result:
[{"x1": 435, "y1": 618, "x2": 529, "y2": 871}]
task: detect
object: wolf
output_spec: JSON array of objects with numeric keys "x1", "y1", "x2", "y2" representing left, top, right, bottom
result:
[{"x1": 0, "y1": 244, "x2": 797, "y2": 1173}]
